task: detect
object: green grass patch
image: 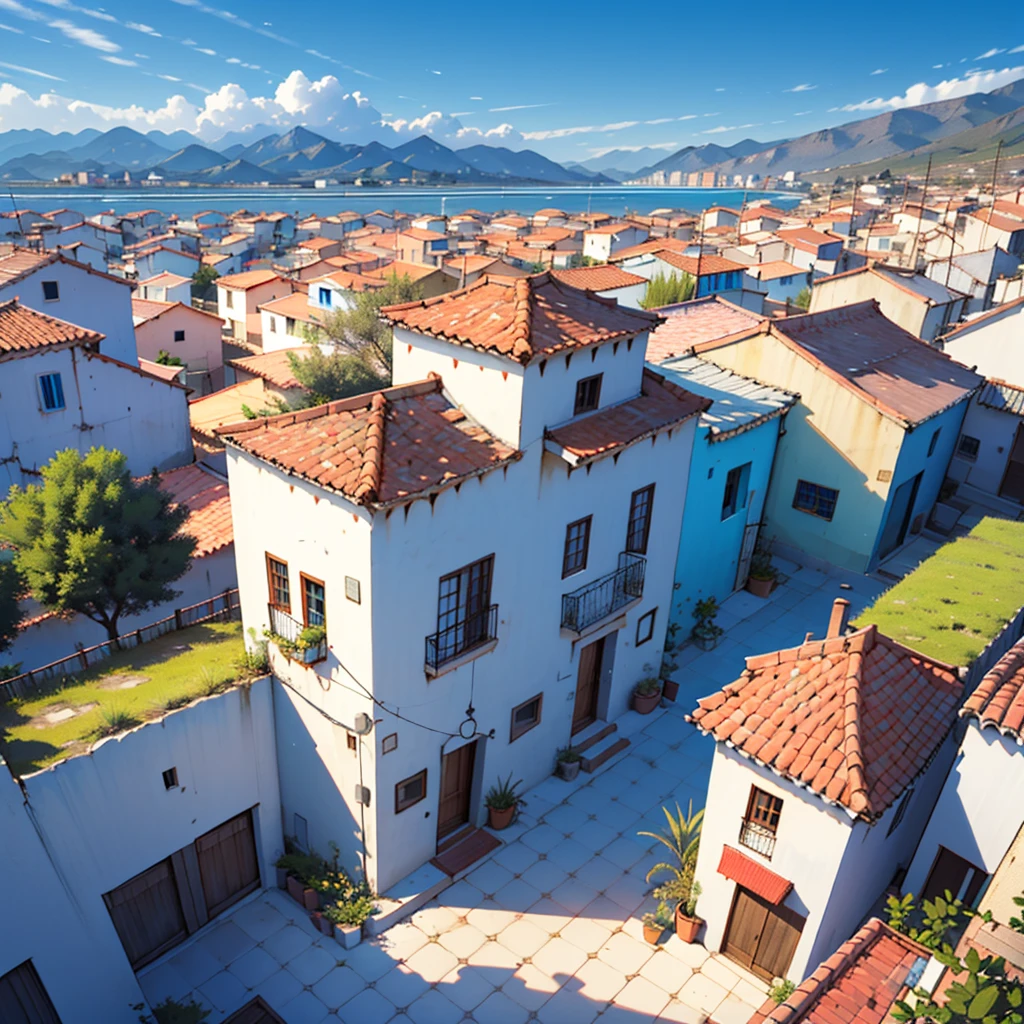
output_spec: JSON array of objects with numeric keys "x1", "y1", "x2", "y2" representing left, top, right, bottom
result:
[
  {"x1": 854, "y1": 517, "x2": 1024, "y2": 666},
  {"x1": 0, "y1": 621, "x2": 246, "y2": 776}
]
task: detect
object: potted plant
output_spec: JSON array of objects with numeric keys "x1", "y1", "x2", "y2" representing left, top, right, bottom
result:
[
  {"x1": 555, "y1": 746, "x2": 583, "y2": 781},
  {"x1": 691, "y1": 597, "x2": 723, "y2": 651},
  {"x1": 746, "y1": 546, "x2": 778, "y2": 598},
  {"x1": 769, "y1": 978, "x2": 796, "y2": 1004},
  {"x1": 660, "y1": 623, "x2": 682, "y2": 702},
  {"x1": 642, "y1": 902, "x2": 673, "y2": 944},
  {"x1": 639, "y1": 801, "x2": 704, "y2": 941},
  {"x1": 674, "y1": 881, "x2": 703, "y2": 942},
  {"x1": 276, "y1": 851, "x2": 323, "y2": 910},
  {"x1": 296, "y1": 624, "x2": 327, "y2": 663},
  {"x1": 633, "y1": 676, "x2": 662, "y2": 714},
  {"x1": 324, "y1": 892, "x2": 377, "y2": 949},
  {"x1": 485, "y1": 773, "x2": 523, "y2": 830}
]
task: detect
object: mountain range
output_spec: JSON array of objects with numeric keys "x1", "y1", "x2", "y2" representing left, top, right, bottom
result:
[{"x1": 0, "y1": 125, "x2": 609, "y2": 186}]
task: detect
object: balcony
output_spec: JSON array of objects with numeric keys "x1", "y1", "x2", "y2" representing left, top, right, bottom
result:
[
  {"x1": 738, "y1": 819, "x2": 777, "y2": 859},
  {"x1": 268, "y1": 605, "x2": 327, "y2": 664},
  {"x1": 425, "y1": 604, "x2": 499, "y2": 674},
  {"x1": 561, "y1": 553, "x2": 646, "y2": 634}
]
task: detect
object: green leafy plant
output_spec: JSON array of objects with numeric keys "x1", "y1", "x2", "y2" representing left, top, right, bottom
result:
[
  {"x1": 0, "y1": 559, "x2": 24, "y2": 655},
  {"x1": 133, "y1": 997, "x2": 211, "y2": 1024},
  {"x1": 749, "y1": 545, "x2": 778, "y2": 582},
  {"x1": 1010, "y1": 893, "x2": 1024, "y2": 934},
  {"x1": 639, "y1": 801, "x2": 703, "y2": 912},
  {"x1": 485, "y1": 772, "x2": 523, "y2": 811},
  {"x1": 94, "y1": 706, "x2": 140, "y2": 738},
  {"x1": 769, "y1": 977, "x2": 796, "y2": 1004},
  {"x1": 642, "y1": 901, "x2": 674, "y2": 930},
  {"x1": 156, "y1": 349, "x2": 183, "y2": 367},
  {"x1": 235, "y1": 627, "x2": 269, "y2": 677},
  {"x1": 634, "y1": 676, "x2": 662, "y2": 697},
  {"x1": 885, "y1": 890, "x2": 972, "y2": 953},
  {"x1": 795, "y1": 286, "x2": 811, "y2": 310},
  {"x1": 556, "y1": 746, "x2": 583, "y2": 764},
  {"x1": 640, "y1": 271, "x2": 695, "y2": 309},
  {"x1": 660, "y1": 621, "x2": 682, "y2": 678},
  {"x1": 297, "y1": 624, "x2": 327, "y2": 650},
  {"x1": 691, "y1": 596, "x2": 724, "y2": 643},
  {"x1": 324, "y1": 893, "x2": 376, "y2": 927}
]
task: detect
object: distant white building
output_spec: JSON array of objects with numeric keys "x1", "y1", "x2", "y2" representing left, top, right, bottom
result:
[{"x1": 582, "y1": 222, "x2": 649, "y2": 263}]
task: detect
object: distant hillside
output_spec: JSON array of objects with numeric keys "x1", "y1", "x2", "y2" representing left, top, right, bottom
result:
[
  {"x1": 155, "y1": 144, "x2": 227, "y2": 174},
  {"x1": 458, "y1": 145, "x2": 603, "y2": 183}
]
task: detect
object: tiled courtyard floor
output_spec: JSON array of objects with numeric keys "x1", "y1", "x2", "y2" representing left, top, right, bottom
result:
[{"x1": 139, "y1": 560, "x2": 885, "y2": 1023}]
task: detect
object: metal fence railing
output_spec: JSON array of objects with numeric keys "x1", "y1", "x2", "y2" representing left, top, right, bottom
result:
[
  {"x1": 561, "y1": 553, "x2": 646, "y2": 634},
  {"x1": 0, "y1": 589, "x2": 240, "y2": 701},
  {"x1": 739, "y1": 819, "x2": 777, "y2": 860},
  {"x1": 425, "y1": 604, "x2": 499, "y2": 672}
]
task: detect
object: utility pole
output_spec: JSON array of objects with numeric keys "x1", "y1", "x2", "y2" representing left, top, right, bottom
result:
[
  {"x1": 979, "y1": 138, "x2": 1004, "y2": 252},
  {"x1": 910, "y1": 155, "x2": 932, "y2": 270}
]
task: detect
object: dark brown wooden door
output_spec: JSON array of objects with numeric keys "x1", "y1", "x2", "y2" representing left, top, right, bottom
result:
[
  {"x1": 103, "y1": 858, "x2": 188, "y2": 969},
  {"x1": 722, "y1": 887, "x2": 804, "y2": 981},
  {"x1": 437, "y1": 741, "x2": 476, "y2": 841},
  {"x1": 572, "y1": 636, "x2": 604, "y2": 735},
  {"x1": 923, "y1": 846, "x2": 988, "y2": 905},
  {"x1": 196, "y1": 810, "x2": 261, "y2": 918},
  {"x1": 1001, "y1": 424, "x2": 1024, "y2": 502}
]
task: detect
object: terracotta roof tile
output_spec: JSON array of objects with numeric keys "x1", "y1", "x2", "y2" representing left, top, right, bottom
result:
[
  {"x1": 258, "y1": 292, "x2": 320, "y2": 324},
  {"x1": 609, "y1": 237, "x2": 693, "y2": 262},
  {"x1": 307, "y1": 269, "x2": 386, "y2": 293},
  {"x1": 688, "y1": 624, "x2": 962, "y2": 819},
  {"x1": 717, "y1": 847, "x2": 793, "y2": 905},
  {"x1": 645, "y1": 295, "x2": 765, "y2": 363},
  {"x1": 229, "y1": 347, "x2": 309, "y2": 391},
  {"x1": 156, "y1": 464, "x2": 233, "y2": 558},
  {"x1": 544, "y1": 368, "x2": 710, "y2": 465},
  {"x1": 138, "y1": 357, "x2": 184, "y2": 383},
  {"x1": 961, "y1": 638, "x2": 1024, "y2": 740},
  {"x1": 0, "y1": 297, "x2": 104, "y2": 356},
  {"x1": 550, "y1": 265, "x2": 647, "y2": 291},
  {"x1": 382, "y1": 272, "x2": 661, "y2": 366},
  {"x1": 218, "y1": 269, "x2": 283, "y2": 291},
  {"x1": 219, "y1": 377, "x2": 521, "y2": 508}
]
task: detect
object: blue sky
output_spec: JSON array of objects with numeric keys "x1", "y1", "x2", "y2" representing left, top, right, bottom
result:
[{"x1": 0, "y1": 0, "x2": 1022, "y2": 160}]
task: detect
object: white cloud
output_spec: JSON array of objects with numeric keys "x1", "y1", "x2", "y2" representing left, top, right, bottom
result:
[
  {"x1": 0, "y1": 60, "x2": 62, "y2": 80},
  {"x1": 101, "y1": 56, "x2": 137, "y2": 66},
  {"x1": 837, "y1": 65, "x2": 1024, "y2": 112},
  {"x1": 870, "y1": 68, "x2": 887, "y2": 75},
  {"x1": 48, "y1": 18, "x2": 120, "y2": 52},
  {"x1": 0, "y1": 22, "x2": 23, "y2": 32},
  {"x1": 452, "y1": 123, "x2": 522, "y2": 147},
  {"x1": 700, "y1": 123, "x2": 760, "y2": 135},
  {"x1": 157, "y1": 73, "x2": 181, "y2": 82},
  {"x1": 784, "y1": 83, "x2": 817, "y2": 93},
  {"x1": 195, "y1": 47, "x2": 217, "y2": 56},
  {"x1": 0, "y1": 0, "x2": 44, "y2": 21},
  {"x1": 34, "y1": 0, "x2": 116, "y2": 22},
  {"x1": 977, "y1": 47, "x2": 1005, "y2": 59},
  {"x1": 127, "y1": 22, "x2": 161, "y2": 36},
  {"x1": 488, "y1": 102, "x2": 551, "y2": 112},
  {"x1": 469, "y1": 95, "x2": 482, "y2": 100},
  {"x1": 794, "y1": 110, "x2": 812, "y2": 116},
  {"x1": 714, "y1": 87, "x2": 725, "y2": 92},
  {"x1": 1011, "y1": 45, "x2": 1024, "y2": 55},
  {"x1": 586, "y1": 141, "x2": 678, "y2": 158}
]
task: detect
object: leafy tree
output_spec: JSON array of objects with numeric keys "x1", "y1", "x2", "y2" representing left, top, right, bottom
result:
[
  {"x1": 0, "y1": 559, "x2": 24, "y2": 654},
  {"x1": 286, "y1": 345, "x2": 388, "y2": 406},
  {"x1": 640, "y1": 271, "x2": 695, "y2": 309},
  {"x1": 795, "y1": 286, "x2": 812, "y2": 310},
  {"x1": 156, "y1": 349, "x2": 183, "y2": 367},
  {"x1": 191, "y1": 264, "x2": 220, "y2": 289},
  {"x1": 0, "y1": 448, "x2": 196, "y2": 643}
]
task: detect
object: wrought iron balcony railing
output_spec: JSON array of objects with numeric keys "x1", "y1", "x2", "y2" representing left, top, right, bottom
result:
[
  {"x1": 425, "y1": 604, "x2": 499, "y2": 672},
  {"x1": 268, "y1": 605, "x2": 327, "y2": 664},
  {"x1": 739, "y1": 819, "x2": 777, "y2": 859},
  {"x1": 561, "y1": 552, "x2": 646, "y2": 633}
]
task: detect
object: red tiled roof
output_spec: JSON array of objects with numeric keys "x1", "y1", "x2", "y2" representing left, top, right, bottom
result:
[
  {"x1": 644, "y1": 250, "x2": 747, "y2": 277},
  {"x1": 778, "y1": 226, "x2": 842, "y2": 252},
  {"x1": 645, "y1": 296, "x2": 764, "y2": 364},
  {"x1": 585, "y1": 221, "x2": 634, "y2": 236},
  {"x1": 747, "y1": 918, "x2": 928, "y2": 1024},
  {"x1": 550, "y1": 265, "x2": 647, "y2": 291},
  {"x1": 138, "y1": 357, "x2": 184, "y2": 383},
  {"x1": 745, "y1": 260, "x2": 803, "y2": 282},
  {"x1": 400, "y1": 227, "x2": 445, "y2": 242},
  {"x1": 382, "y1": 272, "x2": 661, "y2": 366},
  {"x1": 298, "y1": 237, "x2": 340, "y2": 251},
  {"x1": 219, "y1": 377, "x2": 521, "y2": 508},
  {"x1": 610, "y1": 237, "x2": 692, "y2": 262},
  {"x1": 688, "y1": 624, "x2": 962, "y2": 819},
  {"x1": 156, "y1": 463, "x2": 233, "y2": 557},
  {"x1": 717, "y1": 847, "x2": 792, "y2": 905},
  {"x1": 544, "y1": 368, "x2": 709, "y2": 465},
  {"x1": 0, "y1": 297, "x2": 104, "y2": 356},
  {"x1": 961, "y1": 638, "x2": 1024, "y2": 740},
  {"x1": 308, "y1": 269, "x2": 386, "y2": 293},
  {"x1": 0, "y1": 248, "x2": 132, "y2": 288},
  {"x1": 229, "y1": 347, "x2": 309, "y2": 391},
  {"x1": 218, "y1": 269, "x2": 282, "y2": 291},
  {"x1": 970, "y1": 208, "x2": 1024, "y2": 233}
]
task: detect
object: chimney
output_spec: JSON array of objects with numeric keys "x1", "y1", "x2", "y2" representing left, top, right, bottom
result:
[{"x1": 827, "y1": 598, "x2": 851, "y2": 639}]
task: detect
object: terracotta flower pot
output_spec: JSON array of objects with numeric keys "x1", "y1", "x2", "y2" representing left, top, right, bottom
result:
[
  {"x1": 303, "y1": 888, "x2": 320, "y2": 911},
  {"x1": 488, "y1": 804, "x2": 516, "y2": 830},
  {"x1": 661, "y1": 678, "x2": 680, "y2": 703},
  {"x1": 643, "y1": 922, "x2": 664, "y2": 944},
  {"x1": 746, "y1": 576, "x2": 774, "y2": 598},
  {"x1": 286, "y1": 875, "x2": 306, "y2": 906},
  {"x1": 311, "y1": 911, "x2": 333, "y2": 937},
  {"x1": 675, "y1": 907, "x2": 702, "y2": 943},
  {"x1": 633, "y1": 688, "x2": 662, "y2": 715}
]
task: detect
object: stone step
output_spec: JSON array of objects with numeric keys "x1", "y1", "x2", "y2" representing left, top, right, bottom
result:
[
  {"x1": 572, "y1": 720, "x2": 617, "y2": 755},
  {"x1": 581, "y1": 734, "x2": 630, "y2": 773},
  {"x1": 364, "y1": 861, "x2": 451, "y2": 937}
]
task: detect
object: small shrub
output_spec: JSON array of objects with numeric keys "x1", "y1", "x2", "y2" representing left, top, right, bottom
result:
[
  {"x1": 485, "y1": 772, "x2": 523, "y2": 811},
  {"x1": 769, "y1": 978, "x2": 796, "y2": 1004},
  {"x1": 324, "y1": 893, "x2": 377, "y2": 927},
  {"x1": 236, "y1": 628, "x2": 269, "y2": 677},
  {"x1": 634, "y1": 677, "x2": 661, "y2": 697},
  {"x1": 134, "y1": 996, "x2": 211, "y2": 1024},
  {"x1": 95, "y1": 706, "x2": 140, "y2": 738},
  {"x1": 161, "y1": 693, "x2": 194, "y2": 712},
  {"x1": 556, "y1": 746, "x2": 583, "y2": 764},
  {"x1": 642, "y1": 901, "x2": 674, "y2": 929}
]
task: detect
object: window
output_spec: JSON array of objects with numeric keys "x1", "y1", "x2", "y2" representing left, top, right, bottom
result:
[
  {"x1": 626, "y1": 484, "x2": 655, "y2": 554},
  {"x1": 173, "y1": 329, "x2": 185, "y2": 343},
  {"x1": 636, "y1": 608, "x2": 657, "y2": 646},
  {"x1": 41, "y1": 280, "x2": 59, "y2": 302},
  {"x1": 739, "y1": 786, "x2": 784, "y2": 859},
  {"x1": 793, "y1": 480, "x2": 839, "y2": 521},
  {"x1": 957, "y1": 435, "x2": 980, "y2": 461},
  {"x1": 395, "y1": 769, "x2": 427, "y2": 812},
  {"x1": 562, "y1": 516, "x2": 592, "y2": 577},
  {"x1": 382, "y1": 733, "x2": 398, "y2": 755},
  {"x1": 37, "y1": 373, "x2": 65, "y2": 412},
  {"x1": 269, "y1": 317, "x2": 277, "y2": 333},
  {"x1": 927, "y1": 428, "x2": 941, "y2": 458},
  {"x1": 301, "y1": 574, "x2": 326, "y2": 628},
  {"x1": 722, "y1": 463, "x2": 751, "y2": 520},
  {"x1": 346, "y1": 733, "x2": 357, "y2": 753},
  {"x1": 266, "y1": 555, "x2": 290, "y2": 611},
  {"x1": 162, "y1": 767, "x2": 178, "y2": 790},
  {"x1": 510, "y1": 693, "x2": 543, "y2": 741},
  {"x1": 318, "y1": 286, "x2": 332, "y2": 306},
  {"x1": 574, "y1": 374, "x2": 602, "y2": 415},
  {"x1": 436, "y1": 554, "x2": 494, "y2": 658},
  {"x1": 0, "y1": 961, "x2": 61, "y2": 1023},
  {"x1": 224, "y1": 289, "x2": 234, "y2": 308}
]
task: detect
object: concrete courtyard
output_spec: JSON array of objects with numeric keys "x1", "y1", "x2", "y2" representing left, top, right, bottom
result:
[{"x1": 138, "y1": 558, "x2": 885, "y2": 1023}]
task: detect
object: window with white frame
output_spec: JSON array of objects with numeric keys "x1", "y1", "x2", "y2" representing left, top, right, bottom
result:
[{"x1": 37, "y1": 373, "x2": 65, "y2": 412}]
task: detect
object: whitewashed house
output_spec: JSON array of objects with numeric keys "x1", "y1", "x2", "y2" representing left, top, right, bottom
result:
[
  {"x1": 217, "y1": 269, "x2": 290, "y2": 348},
  {"x1": 132, "y1": 298, "x2": 226, "y2": 394},
  {"x1": 947, "y1": 380, "x2": 1024, "y2": 504},
  {"x1": 904, "y1": 639, "x2": 1024, "y2": 908},
  {"x1": 0, "y1": 250, "x2": 139, "y2": 365},
  {"x1": 688, "y1": 604, "x2": 963, "y2": 984},
  {"x1": 138, "y1": 270, "x2": 193, "y2": 305},
  {"x1": 0, "y1": 299, "x2": 192, "y2": 491},
  {"x1": 938, "y1": 296, "x2": 1024, "y2": 386},
  {"x1": 550, "y1": 264, "x2": 649, "y2": 309},
  {"x1": 582, "y1": 222, "x2": 649, "y2": 263},
  {"x1": 221, "y1": 274, "x2": 709, "y2": 894},
  {"x1": 958, "y1": 207, "x2": 1024, "y2": 257},
  {"x1": 924, "y1": 247, "x2": 1022, "y2": 314}
]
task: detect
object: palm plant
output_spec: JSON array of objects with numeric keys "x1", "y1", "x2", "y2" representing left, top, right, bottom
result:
[{"x1": 638, "y1": 800, "x2": 704, "y2": 906}]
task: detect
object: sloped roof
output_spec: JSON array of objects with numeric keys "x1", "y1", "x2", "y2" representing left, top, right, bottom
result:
[
  {"x1": 218, "y1": 377, "x2": 521, "y2": 509},
  {"x1": 0, "y1": 297, "x2": 104, "y2": 356},
  {"x1": 688, "y1": 623, "x2": 962, "y2": 819},
  {"x1": 941, "y1": 294, "x2": 1024, "y2": 341},
  {"x1": 218, "y1": 269, "x2": 282, "y2": 290},
  {"x1": 961, "y1": 638, "x2": 1024, "y2": 741},
  {"x1": 157, "y1": 463, "x2": 233, "y2": 557},
  {"x1": 550, "y1": 265, "x2": 647, "y2": 291},
  {"x1": 229, "y1": 348, "x2": 309, "y2": 391},
  {"x1": 382, "y1": 272, "x2": 661, "y2": 366},
  {"x1": 0, "y1": 248, "x2": 132, "y2": 289},
  {"x1": 138, "y1": 357, "x2": 184, "y2": 383},
  {"x1": 976, "y1": 378, "x2": 1024, "y2": 416},
  {"x1": 631, "y1": 250, "x2": 746, "y2": 277},
  {"x1": 645, "y1": 295, "x2": 765, "y2": 363}
]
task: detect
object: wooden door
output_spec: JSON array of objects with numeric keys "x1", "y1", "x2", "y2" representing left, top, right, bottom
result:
[
  {"x1": 722, "y1": 887, "x2": 805, "y2": 981},
  {"x1": 878, "y1": 473, "x2": 922, "y2": 560},
  {"x1": 437, "y1": 741, "x2": 476, "y2": 841},
  {"x1": 572, "y1": 636, "x2": 603, "y2": 735},
  {"x1": 1000, "y1": 424, "x2": 1024, "y2": 503},
  {"x1": 923, "y1": 846, "x2": 988, "y2": 905},
  {"x1": 196, "y1": 810, "x2": 261, "y2": 919},
  {"x1": 103, "y1": 858, "x2": 188, "y2": 969},
  {"x1": 0, "y1": 961, "x2": 62, "y2": 1024}
]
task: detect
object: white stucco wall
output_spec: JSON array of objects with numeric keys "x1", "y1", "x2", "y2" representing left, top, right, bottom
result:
[
  {"x1": 940, "y1": 305, "x2": 1024, "y2": 387},
  {"x1": 134, "y1": 305, "x2": 224, "y2": 389},
  {"x1": 0, "y1": 679, "x2": 281, "y2": 1023},
  {"x1": 947, "y1": 398, "x2": 1022, "y2": 496}
]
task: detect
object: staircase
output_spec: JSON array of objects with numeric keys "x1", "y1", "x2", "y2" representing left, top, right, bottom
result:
[{"x1": 573, "y1": 720, "x2": 630, "y2": 773}]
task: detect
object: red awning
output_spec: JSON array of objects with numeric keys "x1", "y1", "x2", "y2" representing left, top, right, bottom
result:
[{"x1": 717, "y1": 846, "x2": 793, "y2": 905}]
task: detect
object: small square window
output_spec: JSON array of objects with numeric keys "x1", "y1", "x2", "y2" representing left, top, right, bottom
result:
[
  {"x1": 793, "y1": 479, "x2": 839, "y2": 521},
  {"x1": 636, "y1": 608, "x2": 657, "y2": 646},
  {"x1": 37, "y1": 372, "x2": 65, "y2": 412},
  {"x1": 927, "y1": 428, "x2": 941, "y2": 458},
  {"x1": 574, "y1": 374, "x2": 602, "y2": 415},
  {"x1": 225, "y1": 290, "x2": 234, "y2": 308},
  {"x1": 41, "y1": 280, "x2": 59, "y2": 301},
  {"x1": 722, "y1": 463, "x2": 751, "y2": 520},
  {"x1": 510, "y1": 693, "x2": 543, "y2": 741},
  {"x1": 626, "y1": 485, "x2": 655, "y2": 555},
  {"x1": 318, "y1": 287, "x2": 332, "y2": 306},
  {"x1": 266, "y1": 554, "x2": 290, "y2": 611},
  {"x1": 562, "y1": 516, "x2": 592, "y2": 577},
  {"x1": 269, "y1": 317, "x2": 277, "y2": 333},
  {"x1": 382, "y1": 733, "x2": 398, "y2": 755},
  {"x1": 173, "y1": 329, "x2": 185, "y2": 343},
  {"x1": 162, "y1": 767, "x2": 178, "y2": 790},
  {"x1": 395, "y1": 769, "x2": 427, "y2": 813},
  {"x1": 346, "y1": 733, "x2": 357, "y2": 752},
  {"x1": 957, "y1": 434, "x2": 979, "y2": 461}
]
